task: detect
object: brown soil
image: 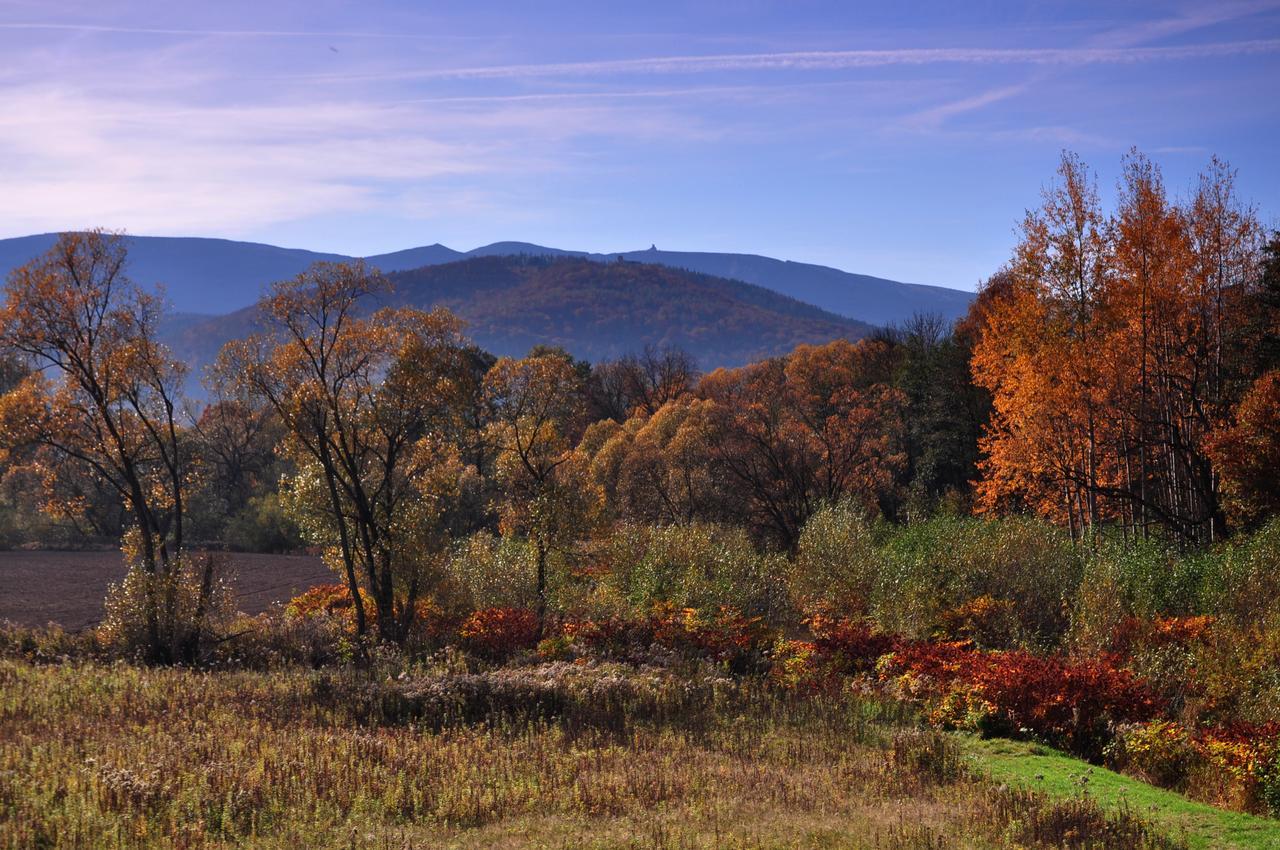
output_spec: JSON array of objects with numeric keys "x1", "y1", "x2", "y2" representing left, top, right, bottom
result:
[{"x1": 0, "y1": 550, "x2": 332, "y2": 630}]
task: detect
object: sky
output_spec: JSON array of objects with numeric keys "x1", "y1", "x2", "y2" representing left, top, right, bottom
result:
[{"x1": 1, "y1": 1, "x2": 1278, "y2": 291}]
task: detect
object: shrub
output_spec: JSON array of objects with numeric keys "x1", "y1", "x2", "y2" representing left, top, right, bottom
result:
[
  {"x1": 1106, "y1": 721, "x2": 1198, "y2": 790},
  {"x1": 1194, "y1": 725, "x2": 1280, "y2": 815},
  {"x1": 458, "y1": 607, "x2": 541, "y2": 661},
  {"x1": 805, "y1": 612, "x2": 894, "y2": 673},
  {"x1": 446, "y1": 533, "x2": 539, "y2": 612},
  {"x1": 223, "y1": 493, "x2": 303, "y2": 553},
  {"x1": 935, "y1": 595, "x2": 1019, "y2": 648},
  {"x1": 1204, "y1": 519, "x2": 1280, "y2": 629},
  {"x1": 99, "y1": 552, "x2": 234, "y2": 663},
  {"x1": 871, "y1": 516, "x2": 1079, "y2": 649},
  {"x1": 650, "y1": 603, "x2": 771, "y2": 669},
  {"x1": 769, "y1": 639, "x2": 824, "y2": 691},
  {"x1": 286, "y1": 583, "x2": 369, "y2": 622},
  {"x1": 592, "y1": 522, "x2": 789, "y2": 622},
  {"x1": 881, "y1": 642, "x2": 1162, "y2": 759},
  {"x1": 284, "y1": 583, "x2": 455, "y2": 653},
  {"x1": 790, "y1": 499, "x2": 878, "y2": 614},
  {"x1": 559, "y1": 616, "x2": 658, "y2": 661}
]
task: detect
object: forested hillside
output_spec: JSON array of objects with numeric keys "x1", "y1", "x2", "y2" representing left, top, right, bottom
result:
[{"x1": 161, "y1": 254, "x2": 875, "y2": 381}]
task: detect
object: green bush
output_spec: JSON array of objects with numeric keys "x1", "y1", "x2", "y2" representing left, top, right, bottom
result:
[
  {"x1": 1202, "y1": 518, "x2": 1280, "y2": 628},
  {"x1": 446, "y1": 532, "x2": 539, "y2": 611},
  {"x1": 790, "y1": 499, "x2": 879, "y2": 615},
  {"x1": 223, "y1": 493, "x2": 304, "y2": 553},
  {"x1": 870, "y1": 516, "x2": 1079, "y2": 649},
  {"x1": 592, "y1": 522, "x2": 790, "y2": 621}
]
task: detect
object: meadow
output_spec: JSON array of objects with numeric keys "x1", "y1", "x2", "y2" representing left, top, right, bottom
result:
[
  {"x1": 1, "y1": 172, "x2": 1278, "y2": 848},
  {"x1": 5, "y1": 513, "x2": 1280, "y2": 848},
  {"x1": 0, "y1": 655, "x2": 1191, "y2": 850}
]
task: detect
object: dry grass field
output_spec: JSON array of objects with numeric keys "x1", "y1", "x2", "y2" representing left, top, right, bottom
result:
[{"x1": 0, "y1": 550, "x2": 330, "y2": 630}]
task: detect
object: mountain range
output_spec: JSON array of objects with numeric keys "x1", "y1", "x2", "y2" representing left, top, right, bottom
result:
[
  {"x1": 163, "y1": 255, "x2": 877, "y2": 377},
  {"x1": 0, "y1": 234, "x2": 973, "y2": 326},
  {"x1": 0, "y1": 233, "x2": 977, "y2": 384}
]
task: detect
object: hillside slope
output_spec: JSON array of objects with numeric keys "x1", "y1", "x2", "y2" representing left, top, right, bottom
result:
[
  {"x1": 599, "y1": 248, "x2": 975, "y2": 326},
  {"x1": 164, "y1": 255, "x2": 874, "y2": 384},
  {"x1": 0, "y1": 234, "x2": 973, "y2": 325}
]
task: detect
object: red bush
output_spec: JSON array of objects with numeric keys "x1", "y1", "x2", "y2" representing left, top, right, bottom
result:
[
  {"x1": 650, "y1": 605, "x2": 769, "y2": 662},
  {"x1": 883, "y1": 640, "x2": 1162, "y2": 758},
  {"x1": 805, "y1": 613, "x2": 895, "y2": 674},
  {"x1": 1110, "y1": 614, "x2": 1216, "y2": 656},
  {"x1": 459, "y1": 607, "x2": 541, "y2": 660}
]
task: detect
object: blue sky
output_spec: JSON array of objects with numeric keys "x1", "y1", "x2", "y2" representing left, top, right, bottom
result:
[{"x1": 1, "y1": 1, "x2": 1277, "y2": 290}]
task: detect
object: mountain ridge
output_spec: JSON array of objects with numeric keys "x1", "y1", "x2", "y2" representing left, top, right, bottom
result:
[
  {"x1": 160, "y1": 254, "x2": 877, "y2": 390},
  {"x1": 0, "y1": 233, "x2": 973, "y2": 325}
]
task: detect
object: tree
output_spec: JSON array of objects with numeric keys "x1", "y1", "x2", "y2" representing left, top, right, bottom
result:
[
  {"x1": 585, "y1": 396, "x2": 726, "y2": 526},
  {"x1": 1206, "y1": 370, "x2": 1280, "y2": 527},
  {"x1": 189, "y1": 398, "x2": 287, "y2": 543},
  {"x1": 0, "y1": 231, "x2": 214, "y2": 662},
  {"x1": 219, "y1": 262, "x2": 473, "y2": 644},
  {"x1": 697, "y1": 339, "x2": 906, "y2": 549},
  {"x1": 588, "y1": 345, "x2": 698, "y2": 422},
  {"x1": 887, "y1": 313, "x2": 990, "y2": 516},
  {"x1": 972, "y1": 151, "x2": 1265, "y2": 543},
  {"x1": 484, "y1": 352, "x2": 603, "y2": 626}
]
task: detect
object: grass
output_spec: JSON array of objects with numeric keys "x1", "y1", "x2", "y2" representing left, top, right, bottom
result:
[
  {"x1": 961, "y1": 735, "x2": 1280, "y2": 850},
  {"x1": 0, "y1": 658, "x2": 1186, "y2": 849}
]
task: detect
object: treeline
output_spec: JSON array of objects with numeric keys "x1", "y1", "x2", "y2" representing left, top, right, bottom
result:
[{"x1": 0, "y1": 150, "x2": 1277, "y2": 664}]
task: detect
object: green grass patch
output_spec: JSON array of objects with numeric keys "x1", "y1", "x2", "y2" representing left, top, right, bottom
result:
[{"x1": 960, "y1": 734, "x2": 1280, "y2": 850}]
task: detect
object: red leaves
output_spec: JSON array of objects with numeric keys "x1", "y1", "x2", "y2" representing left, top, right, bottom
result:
[
  {"x1": 459, "y1": 607, "x2": 542, "y2": 660},
  {"x1": 805, "y1": 613, "x2": 894, "y2": 674},
  {"x1": 650, "y1": 604, "x2": 768, "y2": 662},
  {"x1": 883, "y1": 640, "x2": 1163, "y2": 758}
]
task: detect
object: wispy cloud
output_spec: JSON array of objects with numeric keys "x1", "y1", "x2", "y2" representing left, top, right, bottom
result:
[
  {"x1": 0, "y1": 83, "x2": 712, "y2": 237},
  {"x1": 898, "y1": 83, "x2": 1032, "y2": 131},
  {"x1": 0, "y1": 22, "x2": 421, "y2": 38},
  {"x1": 299, "y1": 40, "x2": 1280, "y2": 83}
]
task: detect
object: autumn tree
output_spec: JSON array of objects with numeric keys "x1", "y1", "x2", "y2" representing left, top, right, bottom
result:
[
  {"x1": 219, "y1": 262, "x2": 474, "y2": 644},
  {"x1": 584, "y1": 396, "x2": 726, "y2": 526},
  {"x1": 484, "y1": 351, "x2": 603, "y2": 625},
  {"x1": 973, "y1": 151, "x2": 1265, "y2": 542},
  {"x1": 697, "y1": 338, "x2": 906, "y2": 549},
  {"x1": 0, "y1": 231, "x2": 216, "y2": 662},
  {"x1": 1206, "y1": 370, "x2": 1280, "y2": 527}
]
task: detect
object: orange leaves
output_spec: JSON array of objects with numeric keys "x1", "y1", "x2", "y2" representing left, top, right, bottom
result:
[
  {"x1": 459, "y1": 607, "x2": 541, "y2": 660},
  {"x1": 971, "y1": 151, "x2": 1268, "y2": 541},
  {"x1": 1206, "y1": 370, "x2": 1280, "y2": 527},
  {"x1": 0, "y1": 232, "x2": 192, "y2": 574},
  {"x1": 696, "y1": 338, "x2": 906, "y2": 547}
]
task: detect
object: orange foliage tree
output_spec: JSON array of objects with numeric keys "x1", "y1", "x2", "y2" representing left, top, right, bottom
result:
[
  {"x1": 972, "y1": 151, "x2": 1265, "y2": 542},
  {"x1": 697, "y1": 338, "x2": 906, "y2": 549}
]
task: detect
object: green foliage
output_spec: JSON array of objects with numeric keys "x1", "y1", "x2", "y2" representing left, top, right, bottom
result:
[
  {"x1": 591, "y1": 521, "x2": 789, "y2": 621},
  {"x1": 790, "y1": 499, "x2": 879, "y2": 614},
  {"x1": 445, "y1": 532, "x2": 539, "y2": 611},
  {"x1": 223, "y1": 493, "x2": 303, "y2": 553},
  {"x1": 870, "y1": 515, "x2": 1080, "y2": 648}
]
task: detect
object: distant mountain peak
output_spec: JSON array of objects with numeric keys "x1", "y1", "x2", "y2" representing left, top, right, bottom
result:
[{"x1": 0, "y1": 232, "x2": 974, "y2": 326}]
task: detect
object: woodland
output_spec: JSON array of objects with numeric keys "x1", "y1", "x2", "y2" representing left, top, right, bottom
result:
[{"x1": 2, "y1": 150, "x2": 1280, "y2": 848}]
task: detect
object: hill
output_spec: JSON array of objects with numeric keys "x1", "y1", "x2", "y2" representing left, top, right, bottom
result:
[
  {"x1": 163, "y1": 255, "x2": 875, "y2": 382},
  {"x1": 595, "y1": 247, "x2": 975, "y2": 326},
  {"x1": 0, "y1": 234, "x2": 973, "y2": 325}
]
